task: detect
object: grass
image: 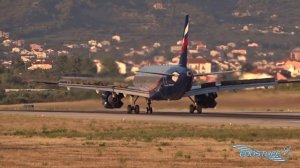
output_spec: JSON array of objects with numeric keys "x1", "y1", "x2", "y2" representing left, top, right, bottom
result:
[
  {"x1": 5, "y1": 124, "x2": 300, "y2": 142},
  {"x1": 0, "y1": 114, "x2": 300, "y2": 142}
]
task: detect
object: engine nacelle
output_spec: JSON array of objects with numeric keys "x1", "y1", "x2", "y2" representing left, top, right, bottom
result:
[
  {"x1": 101, "y1": 91, "x2": 124, "y2": 108},
  {"x1": 195, "y1": 92, "x2": 217, "y2": 108}
]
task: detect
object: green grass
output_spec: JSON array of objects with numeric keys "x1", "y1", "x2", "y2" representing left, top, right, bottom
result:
[{"x1": 4, "y1": 124, "x2": 300, "y2": 142}]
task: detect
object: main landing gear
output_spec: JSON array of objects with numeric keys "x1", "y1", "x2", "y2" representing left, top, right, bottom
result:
[
  {"x1": 127, "y1": 96, "x2": 153, "y2": 114},
  {"x1": 127, "y1": 96, "x2": 140, "y2": 114},
  {"x1": 188, "y1": 96, "x2": 202, "y2": 114},
  {"x1": 146, "y1": 99, "x2": 153, "y2": 114}
]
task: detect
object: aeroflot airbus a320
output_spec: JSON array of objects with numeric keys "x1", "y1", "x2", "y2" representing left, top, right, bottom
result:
[{"x1": 59, "y1": 15, "x2": 299, "y2": 114}]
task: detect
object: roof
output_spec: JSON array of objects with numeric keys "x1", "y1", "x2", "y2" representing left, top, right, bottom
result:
[{"x1": 188, "y1": 58, "x2": 208, "y2": 64}]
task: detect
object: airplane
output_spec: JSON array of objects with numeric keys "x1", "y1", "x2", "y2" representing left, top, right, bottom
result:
[{"x1": 58, "y1": 15, "x2": 300, "y2": 114}]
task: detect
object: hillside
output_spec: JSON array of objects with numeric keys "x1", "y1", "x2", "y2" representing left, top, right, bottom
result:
[{"x1": 1, "y1": 0, "x2": 300, "y2": 57}]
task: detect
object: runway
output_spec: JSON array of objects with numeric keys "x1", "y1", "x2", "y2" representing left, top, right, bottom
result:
[{"x1": 1, "y1": 109, "x2": 300, "y2": 128}]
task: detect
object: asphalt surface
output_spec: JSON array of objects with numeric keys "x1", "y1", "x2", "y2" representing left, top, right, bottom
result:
[{"x1": 1, "y1": 109, "x2": 300, "y2": 128}]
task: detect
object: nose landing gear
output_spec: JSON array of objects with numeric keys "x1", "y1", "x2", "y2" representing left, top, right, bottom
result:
[{"x1": 188, "y1": 96, "x2": 202, "y2": 114}]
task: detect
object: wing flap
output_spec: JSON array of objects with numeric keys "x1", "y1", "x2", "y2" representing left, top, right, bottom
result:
[
  {"x1": 185, "y1": 78, "x2": 277, "y2": 97},
  {"x1": 59, "y1": 83, "x2": 150, "y2": 98}
]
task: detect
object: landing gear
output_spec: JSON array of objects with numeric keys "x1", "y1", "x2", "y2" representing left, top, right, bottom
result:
[
  {"x1": 134, "y1": 105, "x2": 140, "y2": 114},
  {"x1": 127, "y1": 96, "x2": 151, "y2": 114},
  {"x1": 146, "y1": 99, "x2": 153, "y2": 114},
  {"x1": 189, "y1": 104, "x2": 202, "y2": 114},
  {"x1": 127, "y1": 105, "x2": 132, "y2": 114},
  {"x1": 127, "y1": 105, "x2": 140, "y2": 114},
  {"x1": 188, "y1": 97, "x2": 202, "y2": 114},
  {"x1": 127, "y1": 96, "x2": 140, "y2": 114}
]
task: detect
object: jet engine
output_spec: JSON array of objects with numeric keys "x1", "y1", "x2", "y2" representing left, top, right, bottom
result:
[
  {"x1": 195, "y1": 92, "x2": 217, "y2": 108},
  {"x1": 101, "y1": 91, "x2": 124, "y2": 108}
]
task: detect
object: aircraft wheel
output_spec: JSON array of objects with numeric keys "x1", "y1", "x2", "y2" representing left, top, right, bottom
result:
[
  {"x1": 149, "y1": 107, "x2": 153, "y2": 114},
  {"x1": 134, "y1": 105, "x2": 140, "y2": 114},
  {"x1": 196, "y1": 105, "x2": 202, "y2": 114},
  {"x1": 146, "y1": 107, "x2": 153, "y2": 114},
  {"x1": 189, "y1": 104, "x2": 195, "y2": 113},
  {"x1": 127, "y1": 105, "x2": 132, "y2": 114}
]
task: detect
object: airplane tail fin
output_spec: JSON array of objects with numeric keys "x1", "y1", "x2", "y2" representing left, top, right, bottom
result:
[{"x1": 179, "y1": 15, "x2": 189, "y2": 68}]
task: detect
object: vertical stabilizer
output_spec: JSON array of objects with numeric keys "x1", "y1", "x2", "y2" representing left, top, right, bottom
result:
[{"x1": 179, "y1": 15, "x2": 189, "y2": 67}]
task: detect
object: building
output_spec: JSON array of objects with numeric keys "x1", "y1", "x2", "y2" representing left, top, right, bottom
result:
[
  {"x1": 0, "y1": 31, "x2": 9, "y2": 39},
  {"x1": 115, "y1": 61, "x2": 127, "y2": 74},
  {"x1": 88, "y1": 40, "x2": 97, "y2": 46},
  {"x1": 153, "y1": 2, "x2": 165, "y2": 10},
  {"x1": 30, "y1": 44, "x2": 43, "y2": 52},
  {"x1": 290, "y1": 48, "x2": 300, "y2": 61},
  {"x1": 112, "y1": 35, "x2": 121, "y2": 42},
  {"x1": 34, "y1": 52, "x2": 47, "y2": 59},
  {"x1": 188, "y1": 58, "x2": 211, "y2": 74},
  {"x1": 280, "y1": 60, "x2": 300, "y2": 78},
  {"x1": 248, "y1": 42, "x2": 259, "y2": 48},
  {"x1": 2, "y1": 39, "x2": 11, "y2": 47},
  {"x1": 28, "y1": 62, "x2": 52, "y2": 70},
  {"x1": 93, "y1": 59, "x2": 102, "y2": 73},
  {"x1": 232, "y1": 49, "x2": 247, "y2": 55},
  {"x1": 170, "y1": 46, "x2": 182, "y2": 53}
]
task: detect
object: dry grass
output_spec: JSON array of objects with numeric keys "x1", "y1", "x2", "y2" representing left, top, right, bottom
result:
[
  {"x1": 0, "y1": 114, "x2": 299, "y2": 167},
  {"x1": 1, "y1": 136, "x2": 299, "y2": 167}
]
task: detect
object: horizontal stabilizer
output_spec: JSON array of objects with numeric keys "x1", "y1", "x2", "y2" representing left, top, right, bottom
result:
[
  {"x1": 193, "y1": 70, "x2": 238, "y2": 77},
  {"x1": 136, "y1": 71, "x2": 173, "y2": 76}
]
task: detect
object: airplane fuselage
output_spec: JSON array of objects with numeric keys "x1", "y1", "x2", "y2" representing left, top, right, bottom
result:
[{"x1": 133, "y1": 65, "x2": 193, "y2": 100}]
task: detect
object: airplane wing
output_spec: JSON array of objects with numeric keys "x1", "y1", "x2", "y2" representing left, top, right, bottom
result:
[
  {"x1": 184, "y1": 78, "x2": 300, "y2": 97},
  {"x1": 58, "y1": 82, "x2": 151, "y2": 98},
  {"x1": 137, "y1": 70, "x2": 238, "y2": 77}
]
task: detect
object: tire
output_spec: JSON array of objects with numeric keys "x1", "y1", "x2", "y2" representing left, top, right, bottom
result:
[
  {"x1": 134, "y1": 105, "x2": 140, "y2": 114},
  {"x1": 189, "y1": 104, "x2": 195, "y2": 113},
  {"x1": 196, "y1": 105, "x2": 202, "y2": 114},
  {"x1": 127, "y1": 105, "x2": 132, "y2": 114}
]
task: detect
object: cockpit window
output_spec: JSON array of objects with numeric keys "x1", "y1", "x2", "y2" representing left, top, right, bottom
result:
[{"x1": 171, "y1": 72, "x2": 180, "y2": 82}]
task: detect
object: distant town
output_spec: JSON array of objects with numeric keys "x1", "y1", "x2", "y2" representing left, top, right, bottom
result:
[{"x1": 1, "y1": 28, "x2": 300, "y2": 82}]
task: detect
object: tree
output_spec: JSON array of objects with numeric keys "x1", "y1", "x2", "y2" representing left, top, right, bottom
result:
[
  {"x1": 52, "y1": 55, "x2": 69, "y2": 75},
  {"x1": 12, "y1": 57, "x2": 25, "y2": 73},
  {"x1": 80, "y1": 58, "x2": 97, "y2": 75},
  {"x1": 70, "y1": 57, "x2": 82, "y2": 75},
  {"x1": 99, "y1": 56, "x2": 119, "y2": 76}
]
